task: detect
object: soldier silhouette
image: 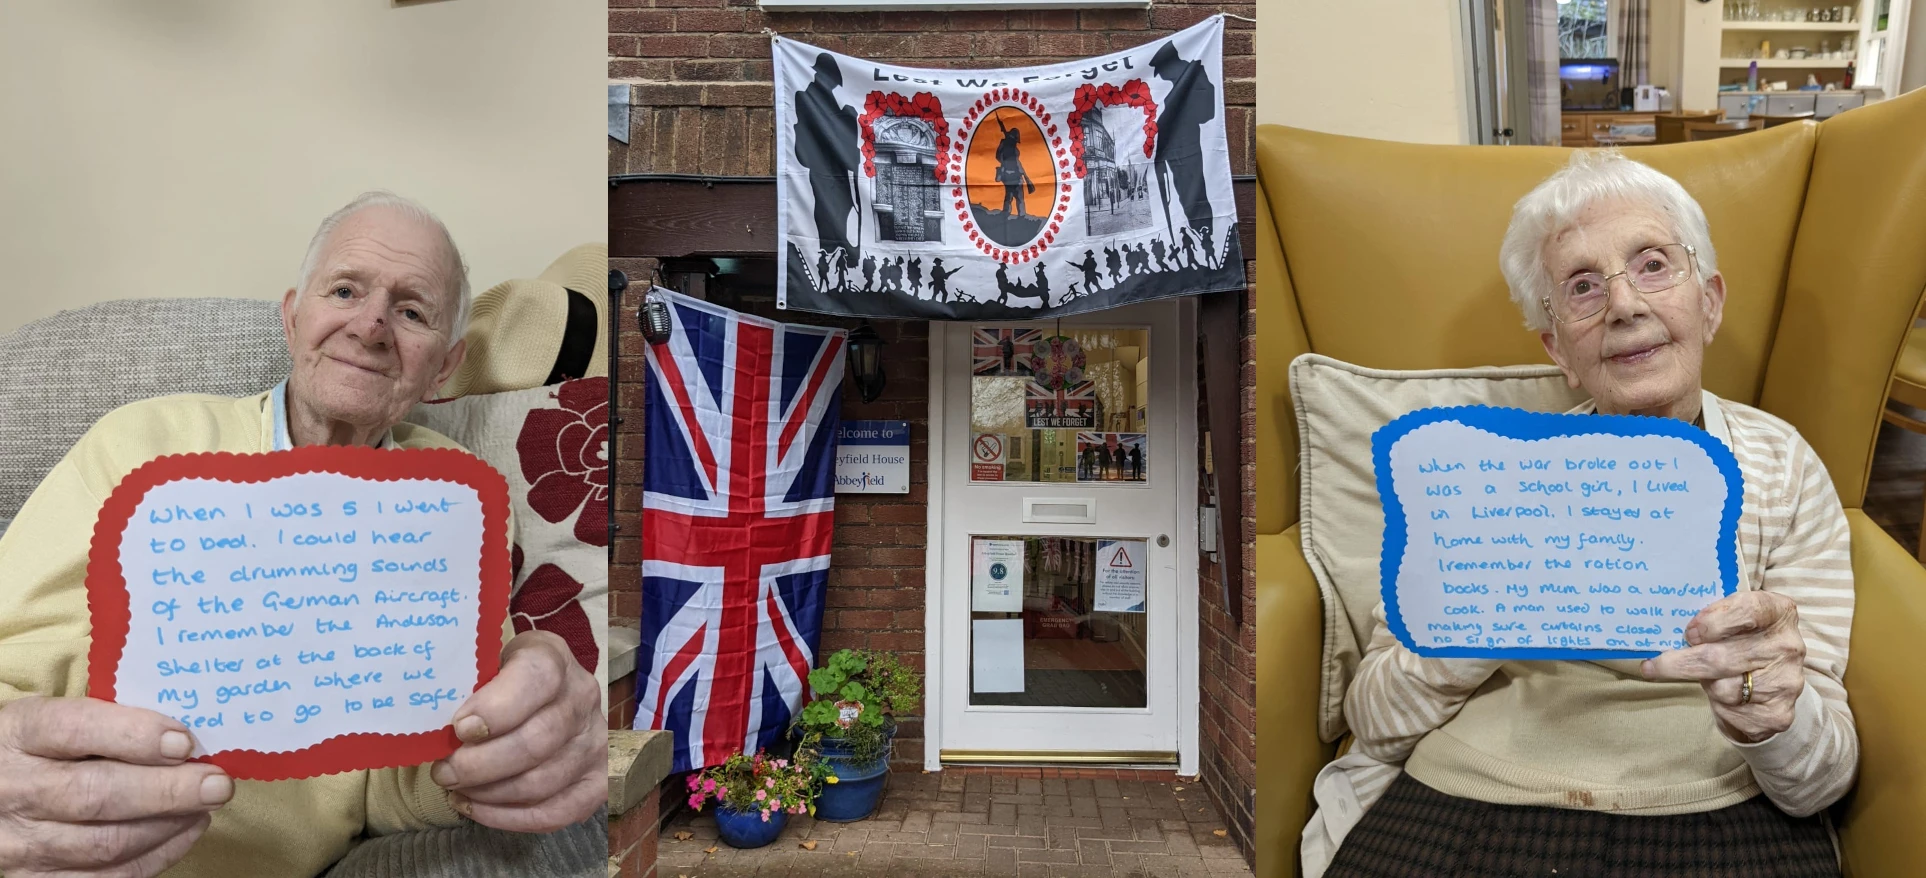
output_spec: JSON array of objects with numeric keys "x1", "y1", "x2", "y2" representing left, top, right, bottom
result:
[
  {"x1": 908, "y1": 257, "x2": 923, "y2": 296},
  {"x1": 1105, "y1": 247, "x2": 1123, "y2": 287},
  {"x1": 1178, "y1": 227, "x2": 1199, "y2": 269},
  {"x1": 815, "y1": 250, "x2": 831, "y2": 291},
  {"x1": 794, "y1": 53, "x2": 861, "y2": 269},
  {"x1": 1082, "y1": 445, "x2": 1098, "y2": 479},
  {"x1": 1151, "y1": 236, "x2": 1169, "y2": 272},
  {"x1": 1001, "y1": 334, "x2": 1016, "y2": 372},
  {"x1": 995, "y1": 264, "x2": 1014, "y2": 305},
  {"x1": 862, "y1": 253, "x2": 878, "y2": 290},
  {"x1": 1074, "y1": 250, "x2": 1102, "y2": 293},
  {"x1": 1032, "y1": 264, "x2": 1051, "y2": 306},
  {"x1": 993, "y1": 111, "x2": 1036, "y2": 220},
  {"x1": 833, "y1": 250, "x2": 851, "y2": 292},
  {"x1": 1096, "y1": 444, "x2": 1113, "y2": 480},
  {"x1": 1129, "y1": 443, "x2": 1143, "y2": 480},
  {"x1": 1150, "y1": 42, "x2": 1219, "y2": 271},
  {"x1": 929, "y1": 257, "x2": 956, "y2": 302}
]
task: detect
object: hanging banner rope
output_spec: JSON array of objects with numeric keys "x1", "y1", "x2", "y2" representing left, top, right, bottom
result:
[{"x1": 774, "y1": 16, "x2": 1245, "y2": 320}]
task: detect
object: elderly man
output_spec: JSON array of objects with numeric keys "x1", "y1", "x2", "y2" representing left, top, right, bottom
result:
[
  {"x1": 1309, "y1": 152, "x2": 1856, "y2": 878},
  {"x1": 0, "y1": 193, "x2": 605, "y2": 878}
]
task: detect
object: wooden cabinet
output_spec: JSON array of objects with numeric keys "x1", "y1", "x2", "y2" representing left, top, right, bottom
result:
[{"x1": 1560, "y1": 112, "x2": 1658, "y2": 147}]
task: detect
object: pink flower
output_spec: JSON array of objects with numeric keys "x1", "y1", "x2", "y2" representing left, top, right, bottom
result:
[
  {"x1": 687, "y1": 776, "x2": 700, "y2": 791},
  {"x1": 761, "y1": 811, "x2": 771, "y2": 822},
  {"x1": 766, "y1": 779, "x2": 776, "y2": 789},
  {"x1": 755, "y1": 790, "x2": 768, "y2": 801},
  {"x1": 702, "y1": 778, "x2": 716, "y2": 794},
  {"x1": 770, "y1": 797, "x2": 783, "y2": 809},
  {"x1": 688, "y1": 794, "x2": 703, "y2": 808}
]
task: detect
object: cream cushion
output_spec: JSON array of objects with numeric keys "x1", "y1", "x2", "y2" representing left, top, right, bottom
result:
[{"x1": 1288, "y1": 353, "x2": 1589, "y2": 741}]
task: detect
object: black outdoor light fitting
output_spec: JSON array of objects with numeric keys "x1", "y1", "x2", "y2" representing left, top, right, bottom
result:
[
  {"x1": 640, "y1": 286, "x2": 674, "y2": 345},
  {"x1": 846, "y1": 320, "x2": 886, "y2": 403}
]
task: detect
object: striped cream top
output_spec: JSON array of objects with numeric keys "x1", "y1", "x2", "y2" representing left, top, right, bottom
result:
[{"x1": 1339, "y1": 392, "x2": 1858, "y2": 824}]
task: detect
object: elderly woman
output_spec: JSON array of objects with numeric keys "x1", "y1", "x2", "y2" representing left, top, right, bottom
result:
[
  {"x1": 0, "y1": 193, "x2": 605, "y2": 878},
  {"x1": 1313, "y1": 152, "x2": 1856, "y2": 877}
]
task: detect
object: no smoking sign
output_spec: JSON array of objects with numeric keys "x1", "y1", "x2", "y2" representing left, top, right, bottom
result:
[{"x1": 971, "y1": 433, "x2": 1006, "y2": 482}]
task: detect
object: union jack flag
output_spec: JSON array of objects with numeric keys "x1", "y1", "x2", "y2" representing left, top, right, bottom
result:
[
  {"x1": 973, "y1": 328, "x2": 1040, "y2": 377},
  {"x1": 1025, "y1": 379, "x2": 1098, "y2": 429},
  {"x1": 639, "y1": 290, "x2": 845, "y2": 773}
]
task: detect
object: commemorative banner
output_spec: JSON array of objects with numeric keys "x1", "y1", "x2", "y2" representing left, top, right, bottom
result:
[{"x1": 774, "y1": 17, "x2": 1245, "y2": 320}]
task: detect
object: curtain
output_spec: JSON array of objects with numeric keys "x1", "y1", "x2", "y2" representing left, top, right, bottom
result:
[
  {"x1": 1619, "y1": 0, "x2": 1650, "y2": 88},
  {"x1": 1525, "y1": 0, "x2": 1561, "y2": 145}
]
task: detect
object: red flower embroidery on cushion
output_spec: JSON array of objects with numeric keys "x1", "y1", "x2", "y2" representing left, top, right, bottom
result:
[
  {"x1": 517, "y1": 378, "x2": 610, "y2": 547},
  {"x1": 511, "y1": 563, "x2": 599, "y2": 673}
]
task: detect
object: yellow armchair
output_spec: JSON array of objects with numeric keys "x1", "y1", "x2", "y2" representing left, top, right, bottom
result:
[{"x1": 1254, "y1": 91, "x2": 1926, "y2": 878}]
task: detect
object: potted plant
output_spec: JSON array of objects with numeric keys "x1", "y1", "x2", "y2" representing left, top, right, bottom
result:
[
  {"x1": 683, "y1": 749, "x2": 822, "y2": 848},
  {"x1": 791, "y1": 649, "x2": 922, "y2": 822}
]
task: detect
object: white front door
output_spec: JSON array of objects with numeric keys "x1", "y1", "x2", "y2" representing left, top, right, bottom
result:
[{"x1": 928, "y1": 299, "x2": 1197, "y2": 771}]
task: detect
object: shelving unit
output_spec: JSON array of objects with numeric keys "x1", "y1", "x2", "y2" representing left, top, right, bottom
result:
[
  {"x1": 1719, "y1": 57, "x2": 1855, "y2": 67},
  {"x1": 1721, "y1": 21, "x2": 1863, "y2": 31}
]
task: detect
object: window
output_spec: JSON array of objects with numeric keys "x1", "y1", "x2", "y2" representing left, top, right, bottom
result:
[{"x1": 1558, "y1": 0, "x2": 1613, "y2": 59}]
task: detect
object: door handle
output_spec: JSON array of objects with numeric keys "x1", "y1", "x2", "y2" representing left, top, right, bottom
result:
[{"x1": 1157, "y1": 534, "x2": 1170, "y2": 547}]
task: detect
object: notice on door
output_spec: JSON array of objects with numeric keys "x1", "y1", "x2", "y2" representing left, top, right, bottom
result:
[
  {"x1": 972, "y1": 618, "x2": 1026, "y2": 693},
  {"x1": 971, "y1": 538, "x2": 1025, "y2": 612},
  {"x1": 1094, "y1": 539, "x2": 1147, "y2": 613},
  {"x1": 970, "y1": 432, "x2": 1006, "y2": 482}
]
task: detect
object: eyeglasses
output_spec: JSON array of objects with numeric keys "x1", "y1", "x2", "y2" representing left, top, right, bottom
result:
[{"x1": 1540, "y1": 243, "x2": 1698, "y2": 325}]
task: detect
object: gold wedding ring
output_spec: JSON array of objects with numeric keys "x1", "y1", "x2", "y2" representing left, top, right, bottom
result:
[{"x1": 1740, "y1": 670, "x2": 1755, "y2": 705}]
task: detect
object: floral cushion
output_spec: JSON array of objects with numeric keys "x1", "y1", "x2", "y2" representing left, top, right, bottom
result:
[{"x1": 406, "y1": 378, "x2": 610, "y2": 693}]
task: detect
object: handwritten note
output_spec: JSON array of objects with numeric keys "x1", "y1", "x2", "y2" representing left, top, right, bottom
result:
[
  {"x1": 1373, "y1": 406, "x2": 1742, "y2": 660},
  {"x1": 88, "y1": 447, "x2": 510, "y2": 780}
]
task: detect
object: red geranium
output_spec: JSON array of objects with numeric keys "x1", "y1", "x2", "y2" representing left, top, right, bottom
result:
[{"x1": 516, "y1": 377, "x2": 609, "y2": 548}]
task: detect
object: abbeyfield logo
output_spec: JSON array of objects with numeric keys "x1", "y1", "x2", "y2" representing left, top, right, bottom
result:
[{"x1": 835, "y1": 471, "x2": 890, "y2": 489}]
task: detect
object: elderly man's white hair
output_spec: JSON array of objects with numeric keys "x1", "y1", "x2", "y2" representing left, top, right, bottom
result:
[
  {"x1": 296, "y1": 191, "x2": 473, "y2": 339},
  {"x1": 1499, "y1": 151, "x2": 1719, "y2": 333}
]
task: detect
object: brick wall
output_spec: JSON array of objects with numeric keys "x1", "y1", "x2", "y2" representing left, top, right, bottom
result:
[
  {"x1": 1194, "y1": 288, "x2": 1257, "y2": 867},
  {"x1": 609, "y1": 5, "x2": 1256, "y2": 179}
]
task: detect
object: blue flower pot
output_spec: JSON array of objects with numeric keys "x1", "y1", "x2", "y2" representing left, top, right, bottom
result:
[
  {"x1": 813, "y1": 733, "x2": 891, "y2": 822},
  {"x1": 713, "y1": 803, "x2": 788, "y2": 849}
]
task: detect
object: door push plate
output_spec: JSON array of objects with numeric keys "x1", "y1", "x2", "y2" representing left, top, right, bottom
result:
[{"x1": 1023, "y1": 498, "x2": 1096, "y2": 524}]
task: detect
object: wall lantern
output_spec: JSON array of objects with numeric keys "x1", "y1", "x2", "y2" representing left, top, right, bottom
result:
[
  {"x1": 640, "y1": 286, "x2": 673, "y2": 345},
  {"x1": 846, "y1": 320, "x2": 886, "y2": 403}
]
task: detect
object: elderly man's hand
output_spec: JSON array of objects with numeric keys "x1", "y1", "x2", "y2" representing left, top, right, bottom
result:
[
  {"x1": 0, "y1": 697, "x2": 233, "y2": 878},
  {"x1": 1643, "y1": 591, "x2": 1807, "y2": 743},
  {"x1": 431, "y1": 630, "x2": 604, "y2": 833}
]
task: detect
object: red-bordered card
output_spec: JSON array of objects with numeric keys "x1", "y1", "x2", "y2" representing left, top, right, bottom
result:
[{"x1": 86, "y1": 445, "x2": 511, "y2": 781}]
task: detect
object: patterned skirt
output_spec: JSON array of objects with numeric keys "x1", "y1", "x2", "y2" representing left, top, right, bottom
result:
[{"x1": 1326, "y1": 773, "x2": 1839, "y2": 878}]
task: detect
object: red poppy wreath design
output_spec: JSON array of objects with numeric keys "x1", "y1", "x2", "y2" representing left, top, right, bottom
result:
[{"x1": 517, "y1": 378, "x2": 610, "y2": 548}]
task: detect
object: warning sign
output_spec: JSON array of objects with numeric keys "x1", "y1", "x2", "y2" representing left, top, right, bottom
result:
[
  {"x1": 971, "y1": 432, "x2": 1006, "y2": 482},
  {"x1": 1094, "y1": 539, "x2": 1147, "y2": 613}
]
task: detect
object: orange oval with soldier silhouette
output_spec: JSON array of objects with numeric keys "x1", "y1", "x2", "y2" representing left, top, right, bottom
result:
[{"x1": 965, "y1": 106, "x2": 1054, "y2": 248}]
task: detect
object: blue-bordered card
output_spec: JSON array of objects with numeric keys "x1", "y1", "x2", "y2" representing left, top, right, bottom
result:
[{"x1": 1373, "y1": 405, "x2": 1743, "y2": 660}]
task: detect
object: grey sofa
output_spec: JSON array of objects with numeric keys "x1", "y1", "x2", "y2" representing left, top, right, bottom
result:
[{"x1": 0, "y1": 298, "x2": 605, "y2": 878}]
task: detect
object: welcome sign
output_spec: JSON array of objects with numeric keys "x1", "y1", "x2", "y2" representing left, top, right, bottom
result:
[
  {"x1": 835, "y1": 420, "x2": 910, "y2": 493},
  {"x1": 773, "y1": 17, "x2": 1245, "y2": 320}
]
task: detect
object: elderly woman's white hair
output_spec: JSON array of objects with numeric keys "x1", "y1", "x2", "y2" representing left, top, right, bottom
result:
[
  {"x1": 295, "y1": 191, "x2": 473, "y2": 339},
  {"x1": 1499, "y1": 151, "x2": 1719, "y2": 333}
]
